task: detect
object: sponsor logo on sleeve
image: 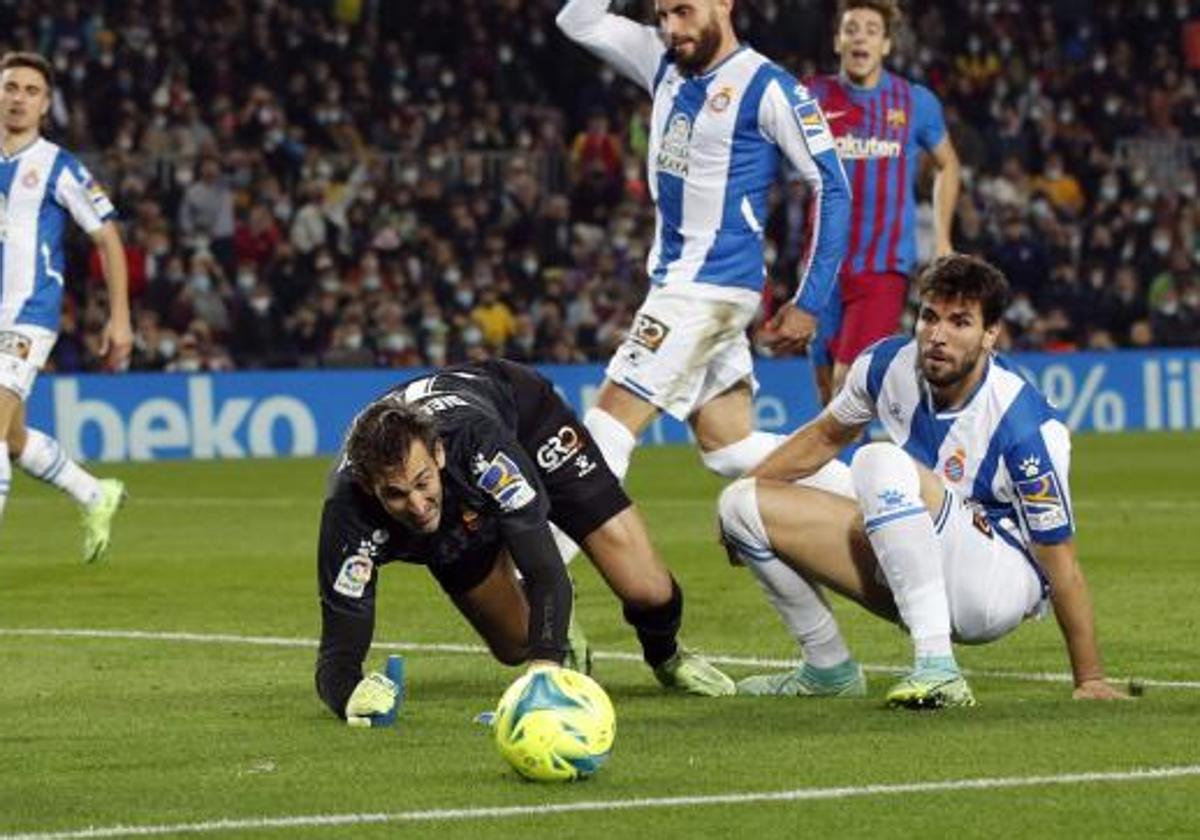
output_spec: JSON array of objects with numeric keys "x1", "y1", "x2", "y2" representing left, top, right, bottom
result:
[
  {"x1": 1014, "y1": 471, "x2": 1069, "y2": 531},
  {"x1": 792, "y1": 98, "x2": 834, "y2": 155},
  {"x1": 333, "y1": 554, "x2": 374, "y2": 599},
  {"x1": 476, "y1": 451, "x2": 537, "y2": 512}
]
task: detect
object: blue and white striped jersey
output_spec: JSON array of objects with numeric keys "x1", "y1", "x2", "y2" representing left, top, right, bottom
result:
[
  {"x1": 0, "y1": 137, "x2": 115, "y2": 331},
  {"x1": 557, "y1": 0, "x2": 850, "y2": 313},
  {"x1": 830, "y1": 336, "x2": 1075, "y2": 556}
]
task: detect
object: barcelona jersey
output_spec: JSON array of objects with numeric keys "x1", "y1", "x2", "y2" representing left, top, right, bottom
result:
[{"x1": 806, "y1": 71, "x2": 946, "y2": 277}]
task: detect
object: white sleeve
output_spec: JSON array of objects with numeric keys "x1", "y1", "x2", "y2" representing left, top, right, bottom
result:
[
  {"x1": 828, "y1": 352, "x2": 877, "y2": 427},
  {"x1": 556, "y1": 0, "x2": 667, "y2": 93},
  {"x1": 54, "y1": 155, "x2": 115, "y2": 235}
]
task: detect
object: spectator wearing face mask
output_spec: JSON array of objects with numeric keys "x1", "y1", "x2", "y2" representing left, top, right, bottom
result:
[{"x1": 1032, "y1": 152, "x2": 1085, "y2": 217}]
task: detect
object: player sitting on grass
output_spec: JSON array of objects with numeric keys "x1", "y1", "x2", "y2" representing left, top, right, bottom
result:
[
  {"x1": 721, "y1": 254, "x2": 1129, "y2": 708},
  {"x1": 316, "y1": 359, "x2": 735, "y2": 726}
]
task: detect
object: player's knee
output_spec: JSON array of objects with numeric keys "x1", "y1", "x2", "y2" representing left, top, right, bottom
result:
[
  {"x1": 718, "y1": 478, "x2": 770, "y2": 555},
  {"x1": 700, "y1": 432, "x2": 785, "y2": 478},
  {"x1": 583, "y1": 407, "x2": 635, "y2": 481},
  {"x1": 850, "y1": 442, "x2": 916, "y2": 495},
  {"x1": 489, "y1": 640, "x2": 529, "y2": 667}
]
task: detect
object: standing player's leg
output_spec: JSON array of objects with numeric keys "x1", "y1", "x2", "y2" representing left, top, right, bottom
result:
[
  {"x1": 8, "y1": 402, "x2": 126, "y2": 562},
  {"x1": 1, "y1": 328, "x2": 125, "y2": 560},
  {"x1": 0, "y1": 389, "x2": 18, "y2": 524},
  {"x1": 578, "y1": 505, "x2": 736, "y2": 696}
]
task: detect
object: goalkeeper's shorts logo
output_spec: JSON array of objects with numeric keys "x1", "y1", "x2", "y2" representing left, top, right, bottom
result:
[{"x1": 536, "y1": 425, "x2": 583, "y2": 473}]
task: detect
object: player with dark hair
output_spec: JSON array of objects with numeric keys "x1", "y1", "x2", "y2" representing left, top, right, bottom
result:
[
  {"x1": 556, "y1": 0, "x2": 849, "y2": 492},
  {"x1": 316, "y1": 359, "x2": 735, "y2": 726},
  {"x1": 807, "y1": 0, "x2": 961, "y2": 404},
  {"x1": 0, "y1": 51, "x2": 131, "y2": 559},
  {"x1": 723, "y1": 255, "x2": 1128, "y2": 706}
]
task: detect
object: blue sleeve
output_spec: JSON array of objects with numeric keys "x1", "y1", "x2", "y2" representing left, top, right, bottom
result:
[
  {"x1": 913, "y1": 84, "x2": 946, "y2": 152},
  {"x1": 768, "y1": 77, "x2": 850, "y2": 315}
]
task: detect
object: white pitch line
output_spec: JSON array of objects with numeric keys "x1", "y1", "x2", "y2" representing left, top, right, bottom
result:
[
  {"x1": 9, "y1": 496, "x2": 1200, "y2": 510},
  {"x1": 2, "y1": 627, "x2": 1198, "y2": 690},
  {"x1": 3, "y1": 764, "x2": 1199, "y2": 840}
]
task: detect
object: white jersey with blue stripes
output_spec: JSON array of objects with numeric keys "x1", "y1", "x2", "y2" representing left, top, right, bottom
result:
[
  {"x1": 0, "y1": 136, "x2": 115, "y2": 331},
  {"x1": 830, "y1": 336, "x2": 1075, "y2": 557},
  {"x1": 557, "y1": 0, "x2": 849, "y2": 312}
]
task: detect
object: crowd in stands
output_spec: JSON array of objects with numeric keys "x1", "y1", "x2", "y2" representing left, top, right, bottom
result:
[{"x1": 3, "y1": 0, "x2": 1196, "y2": 373}]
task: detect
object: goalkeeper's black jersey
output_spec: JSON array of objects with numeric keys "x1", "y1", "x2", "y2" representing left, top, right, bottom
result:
[{"x1": 315, "y1": 359, "x2": 624, "y2": 717}]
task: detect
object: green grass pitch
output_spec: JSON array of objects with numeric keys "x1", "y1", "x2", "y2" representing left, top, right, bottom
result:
[{"x1": 1, "y1": 433, "x2": 1198, "y2": 838}]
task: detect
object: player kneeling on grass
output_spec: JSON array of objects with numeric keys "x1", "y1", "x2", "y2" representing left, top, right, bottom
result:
[
  {"x1": 721, "y1": 254, "x2": 1129, "y2": 708},
  {"x1": 316, "y1": 359, "x2": 735, "y2": 725}
]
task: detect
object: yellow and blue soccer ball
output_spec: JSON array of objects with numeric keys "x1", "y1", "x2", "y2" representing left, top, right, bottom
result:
[{"x1": 493, "y1": 666, "x2": 615, "y2": 782}]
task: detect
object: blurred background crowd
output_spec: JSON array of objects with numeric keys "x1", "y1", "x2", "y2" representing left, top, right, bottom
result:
[{"x1": 3, "y1": 0, "x2": 1197, "y2": 373}]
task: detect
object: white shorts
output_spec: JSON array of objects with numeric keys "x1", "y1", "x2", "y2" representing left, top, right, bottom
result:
[
  {"x1": 0, "y1": 325, "x2": 57, "y2": 401},
  {"x1": 930, "y1": 488, "x2": 1049, "y2": 645},
  {"x1": 604, "y1": 285, "x2": 760, "y2": 421}
]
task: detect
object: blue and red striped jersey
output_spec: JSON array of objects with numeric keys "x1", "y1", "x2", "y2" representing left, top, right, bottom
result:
[{"x1": 806, "y1": 71, "x2": 945, "y2": 277}]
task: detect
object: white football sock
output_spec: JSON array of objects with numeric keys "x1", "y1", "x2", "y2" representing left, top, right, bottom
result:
[
  {"x1": 583, "y1": 407, "x2": 636, "y2": 481},
  {"x1": 851, "y1": 443, "x2": 953, "y2": 664},
  {"x1": 700, "y1": 431, "x2": 785, "y2": 478},
  {"x1": 17, "y1": 428, "x2": 102, "y2": 508},
  {"x1": 719, "y1": 477, "x2": 852, "y2": 667},
  {"x1": 0, "y1": 442, "x2": 10, "y2": 523}
]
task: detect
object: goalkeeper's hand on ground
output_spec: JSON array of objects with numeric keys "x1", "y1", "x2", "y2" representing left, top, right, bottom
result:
[{"x1": 345, "y1": 671, "x2": 399, "y2": 728}]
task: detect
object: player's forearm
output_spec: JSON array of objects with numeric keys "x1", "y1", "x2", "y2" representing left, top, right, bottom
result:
[
  {"x1": 507, "y1": 525, "x2": 573, "y2": 663},
  {"x1": 793, "y1": 155, "x2": 851, "y2": 314},
  {"x1": 97, "y1": 226, "x2": 131, "y2": 320},
  {"x1": 748, "y1": 415, "x2": 848, "y2": 482},
  {"x1": 1041, "y1": 546, "x2": 1107, "y2": 685},
  {"x1": 932, "y1": 160, "x2": 960, "y2": 254},
  {"x1": 556, "y1": 0, "x2": 662, "y2": 89},
  {"x1": 315, "y1": 607, "x2": 373, "y2": 718},
  {"x1": 556, "y1": 0, "x2": 613, "y2": 36}
]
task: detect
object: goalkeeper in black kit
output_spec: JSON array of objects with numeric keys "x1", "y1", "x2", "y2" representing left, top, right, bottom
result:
[{"x1": 316, "y1": 359, "x2": 734, "y2": 725}]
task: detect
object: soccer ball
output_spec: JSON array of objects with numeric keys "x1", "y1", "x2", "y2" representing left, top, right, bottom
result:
[{"x1": 493, "y1": 666, "x2": 615, "y2": 782}]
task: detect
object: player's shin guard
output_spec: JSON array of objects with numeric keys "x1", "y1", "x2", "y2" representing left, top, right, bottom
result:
[
  {"x1": 583, "y1": 407, "x2": 635, "y2": 482},
  {"x1": 700, "y1": 431, "x2": 786, "y2": 478},
  {"x1": 0, "y1": 442, "x2": 10, "y2": 522},
  {"x1": 851, "y1": 443, "x2": 954, "y2": 665},
  {"x1": 623, "y1": 577, "x2": 682, "y2": 668},
  {"x1": 16, "y1": 428, "x2": 101, "y2": 508},
  {"x1": 719, "y1": 478, "x2": 851, "y2": 667}
]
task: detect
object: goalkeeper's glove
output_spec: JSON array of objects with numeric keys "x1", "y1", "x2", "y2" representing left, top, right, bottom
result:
[{"x1": 345, "y1": 671, "x2": 399, "y2": 728}]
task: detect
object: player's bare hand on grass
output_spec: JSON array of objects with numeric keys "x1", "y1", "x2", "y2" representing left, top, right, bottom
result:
[
  {"x1": 762, "y1": 303, "x2": 816, "y2": 355},
  {"x1": 1072, "y1": 679, "x2": 1131, "y2": 701}
]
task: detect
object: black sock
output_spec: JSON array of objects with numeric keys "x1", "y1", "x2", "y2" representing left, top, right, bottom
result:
[{"x1": 623, "y1": 578, "x2": 682, "y2": 668}]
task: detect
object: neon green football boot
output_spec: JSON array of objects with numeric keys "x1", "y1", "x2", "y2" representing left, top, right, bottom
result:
[
  {"x1": 654, "y1": 648, "x2": 736, "y2": 697},
  {"x1": 885, "y1": 667, "x2": 976, "y2": 709},
  {"x1": 81, "y1": 479, "x2": 127, "y2": 563}
]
